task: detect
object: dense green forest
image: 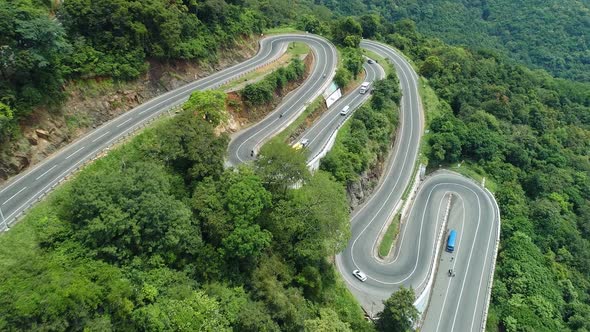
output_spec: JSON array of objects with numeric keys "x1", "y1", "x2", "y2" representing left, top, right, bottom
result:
[
  {"x1": 0, "y1": 0, "x2": 251, "y2": 142},
  {"x1": 317, "y1": 0, "x2": 590, "y2": 83},
  {"x1": 321, "y1": 75, "x2": 401, "y2": 185},
  {"x1": 3, "y1": 0, "x2": 590, "y2": 331},
  {"x1": 372, "y1": 18, "x2": 590, "y2": 331},
  {"x1": 242, "y1": 58, "x2": 306, "y2": 106},
  {"x1": 0, "y1": 90, "x2": 376, "y2": 331},
  {"x1": 0, "y1": 0, "x2": 335, "y2": 144}
]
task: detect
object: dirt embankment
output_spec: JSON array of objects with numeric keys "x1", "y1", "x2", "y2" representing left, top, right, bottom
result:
[
  {"x1": 347, "y1": 158, "x2": 387, "y2": 209},
  {"x1": 0, "y1": 37, "x2": 260, "y2": 184}
]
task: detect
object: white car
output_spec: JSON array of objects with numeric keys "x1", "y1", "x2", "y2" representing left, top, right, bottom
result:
[
  {"x1": 340, "y1": 105, "x2": 351, "y2": 116},
  {"x1": 352, "y1": 269, "x2": 367, "y2": 282},
  {"x1": 300, "y1": 138, "x2": 310, "y2": 147}
]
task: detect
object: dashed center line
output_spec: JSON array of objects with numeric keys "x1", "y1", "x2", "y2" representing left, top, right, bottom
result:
[
  {"x1": 65, "y1": 147, "x2": 85, "y2": 160},
  {"x1": 116, "y1": 118, "x2": 133, "y2": 128},
  {"x1": 2, "y1": 187, "x2": 27, "y2": 206},
  {"x1": 91, "y1": 131, "x2": 110, "y2": 143},
  {"x1": 35, "y1": 165, "x2": 57, "y2": 181}
]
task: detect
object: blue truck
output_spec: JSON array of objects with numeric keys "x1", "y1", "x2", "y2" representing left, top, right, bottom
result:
[{"x1": 446, "y1": 230, "x2": 457, "y2": 252}]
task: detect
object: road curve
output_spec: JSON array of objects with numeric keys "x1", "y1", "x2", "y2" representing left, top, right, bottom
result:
[
  {"x1": 420, "y1": 172, "x2": 500, "y2": 332},
  {"x1": 303, "y1": 61, "x2": 385, "y2": 167},
  {"x1": 0, "y1": 33, "x2": 336, "y2": 230},
  {"x1": 335, "y1": 38, "x2": 425, "y2": 313},
  {"x1": 336, "y1": 40, "x2": 500, "y2": 331},
  {"x1": 226, "y1": 36, "x2": 337, "y2": 165},
  {"x1": 0, "y1": 33, "x2": 500, "y2": 331}
]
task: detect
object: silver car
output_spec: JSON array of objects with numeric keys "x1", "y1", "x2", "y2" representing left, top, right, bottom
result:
[{"x1": 352, "y1": 269, "x2": 368, "y2": 282}]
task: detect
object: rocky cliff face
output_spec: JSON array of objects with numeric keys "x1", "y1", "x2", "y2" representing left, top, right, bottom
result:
[
  {"x1": 0, "y1": 38, "x2": 259, "y2": 184},
  {"x1": 346, "y1": 158, "x2": 385, "y2": 210}
]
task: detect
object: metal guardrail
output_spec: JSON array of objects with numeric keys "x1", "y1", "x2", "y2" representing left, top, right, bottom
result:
[
  {"x1": 0, "y1": 41, "x2": 293, "y2": 232},
  {"x1": 3, "y1": 103, "x2": 184, "y2": 230},
  {"x1": 414, "y1": 189, "x2": 453, "y2": 323},
  {"x1": 480, "y1": 188, "x2": 501, "y2": 331}
]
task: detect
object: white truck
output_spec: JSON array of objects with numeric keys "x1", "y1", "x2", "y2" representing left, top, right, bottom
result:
[{"x1": 359, "y1": 81, "x2": 371, "y2": 94}]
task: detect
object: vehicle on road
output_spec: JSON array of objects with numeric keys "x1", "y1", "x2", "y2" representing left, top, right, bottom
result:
[
  {"x1": 446, "y1": 229, "x2": 457, "y2": 252},
  {"x1": 359, "y1": 81, "x2": 371, "y2": 94},
  {"x1": 352, "y1": 269, "x2": 368, "y2": 282},
  {"x1": 367, "y1": 59, "x2": 375, "y2": 64},
  {"x1": 300, "y1": 138, "x2": 309, "y2": 147},
  {"x1": 340, "y1": 105, "x2": 351, "y2": 116}
]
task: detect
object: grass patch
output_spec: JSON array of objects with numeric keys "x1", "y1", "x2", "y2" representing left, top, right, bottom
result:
[
  {"x1": 322, "y1": 267, "x2": 374, "y2": 330},
  {"x1": 272, "y1": 96, "x2": 324, "y2": 145},
  {"x1": 362, "y1": 49, "x2": 392, "y2": 75},
  {"x1": 65, "y1": 113, "x2": 92, "y2": 133},
  {"x1": 288, "y1": 42, "x2": 310, "y2": 57},
  {"x1": 419, "y1": 77, "x2": 449, "y2": 126},
  {"x1": 263, "y1": 26, "x2": 302, "y2": 34},
  {"x1": 220, "y1": 42, "x2": 309, "y2": 91},
  {"x1": 401, "y1": 163, "x2": 420, "y2": 201},
  {"x1": 378, "y1": 214, "x2": 400, "y2": 258},
  {"x1": 447, "y1": 161, "x2": 498, "y2": 193},
  {"x1": 69, "y1": 78, "x2": 117, "y2": 99}
]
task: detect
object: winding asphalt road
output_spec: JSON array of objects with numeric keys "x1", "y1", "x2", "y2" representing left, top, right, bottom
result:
[
  {"x1": 0, "y1": 34, "x2": 500, "y2": 331},
  {"x1": 226, "y1": 36, "x2": 337, "y2": 165},
  {"x1": 303, "y1": 61, "x2": 385, "y2": 167},
  {"x1": 0, "y1": 34, "x2": 336, "y2": 230},
  {"x1": 333, "y1": 40, "x2": 500, "y2": 332}
]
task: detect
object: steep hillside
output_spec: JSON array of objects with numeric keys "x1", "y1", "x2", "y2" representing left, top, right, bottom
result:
[{"x1": 318, "y1": 0, "x2": 590, "y2": 82}]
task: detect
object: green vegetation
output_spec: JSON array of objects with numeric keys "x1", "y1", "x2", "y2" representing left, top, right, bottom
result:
[
  {"x1": 0, "y1": 90, "x2": 373, "y2": 331},
  {"x1": 273, "y1": 96, "x2": 324, "y2": 144},
  {"x1": 374, "y1": 19, "x2": 590, "y2": 332},
  {"x1": 4, "y1": 1, "x2": 590, "y2": 330},
  {"x1": 362, "y1": 49, "x2": 392, "y2": 75},
  {"x1": 317, "y1": 0, "x2": 590, "y2": 83},
  {"x1": 221, "y1": 43, "x2": 310, "y2": 92},
  {"x1": 378, "y1": 214, "x2": 400, "y2": 258},
  {"x1": 334, "y1": 47, "x2": 365, "y2": 89},
  {"x1": 242, "y1": 58, "x2": 305, "y2": 106},
  {"x1": 1, "y1": 0, "x2": 263, "y2": 143},
  {"x1": 263, "y1": 26, "x2": 301, "y2": 35},
  {"x1": 376, "y1": 287, "x2": 419, "y2": 332},
  {"x1": 321, "y1": 75, "x2": 401, "y2": 185},
  {"x1": 289, "y1": 42, "x2": 310, "y2": 57}
]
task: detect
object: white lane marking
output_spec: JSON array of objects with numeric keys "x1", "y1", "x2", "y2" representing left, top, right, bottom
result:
[
  {"x1": 65, "y1": 147, "x2": 85, "y2": 160},
  {"x1": 2, "y1": 187, "x2": 27, "y2": 206},
  {"x1": 91, "y1": 131, "x2": 110, "y2": 143},
  {"x1": 0, "y1": 35, "x2": 292, "y2": 199},
  {"x1": 304, "y1": 62, "x2": 379, "y2": 145},
  {"x1": 116, "y1": 118, "x2": 132, "y2": 128},
  {"x1": 5, "y1": 149, "x2": 96, "y2": 221},
  {"x1": 305, "y1": 61, "x2": 382, "y2": 149},
  {"x1": 414, "y1": 182, "x2": 483, "y2": 292},
  {"x1": 348, "y1": 44, "x2": 414, "y2": 222},
  {"x1": 0, "y1": 35, "x2": 329, "y2": 226},
  {"x1": 357, "y1": 183, "x2": 444, "y2": 285},
  {"x1": 349, "y1": 45, "x2": 416, "y2": 279},
  {"x1": 435, "y1": 196, "x2": 466, "y2": 332},
  {"x1": 35, "y1": 165, "x2": 57, "y2": 181},
  {"x1": 450, "y1": 187, "x2": 483, "y2": 331},
  {"x1": 469, "y1": 191, "x2": 497, "y2": 331},
  {"x1": 234, "y1": 39, "x2": 331, "y2": 162}
]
